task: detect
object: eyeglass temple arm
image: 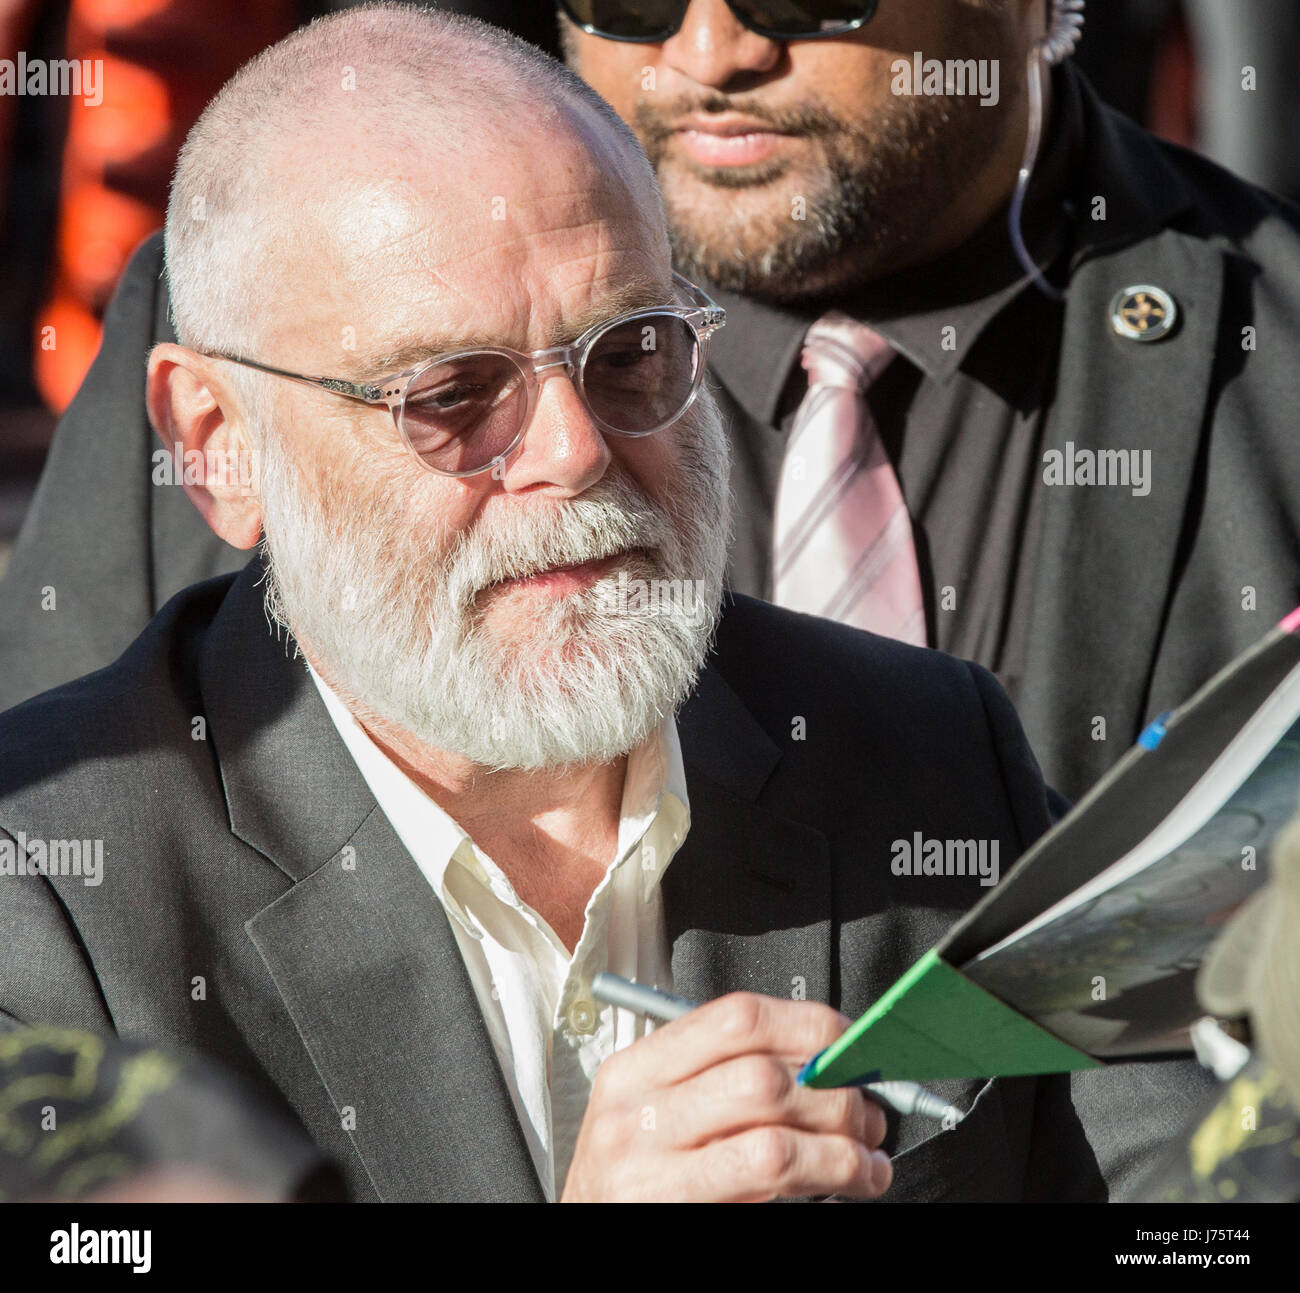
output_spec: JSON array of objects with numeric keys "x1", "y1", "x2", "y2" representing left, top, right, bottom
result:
[{"x1": 204, "y1": 352, "x2": 387, "y2": 405}]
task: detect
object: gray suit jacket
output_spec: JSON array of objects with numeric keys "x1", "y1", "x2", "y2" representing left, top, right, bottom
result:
[{"x1": 0, "y1": 561, "x2": 1212, "y2": 1200}]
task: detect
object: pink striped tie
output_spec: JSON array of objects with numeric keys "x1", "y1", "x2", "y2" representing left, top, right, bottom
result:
[{"x1": 772, "y1": 313, "x2": 927, "y2": 645}]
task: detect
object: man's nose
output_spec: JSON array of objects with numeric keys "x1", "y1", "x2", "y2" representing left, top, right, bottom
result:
[
  {"x1": 661, "y1": 0, "x2": 782, "y2": 89},
  {"x1": 497, "y1": 367, "x2": 613, "y2": 496}
]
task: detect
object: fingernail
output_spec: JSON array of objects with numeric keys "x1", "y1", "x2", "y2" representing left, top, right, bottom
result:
[{"x1": 870, "y1": 1150, "x2": 892, "y2": 1193}]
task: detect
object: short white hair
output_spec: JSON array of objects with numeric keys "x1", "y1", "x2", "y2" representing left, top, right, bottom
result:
[{"x1": 165, "y1": 2, "x2": 657, "y2": 357}]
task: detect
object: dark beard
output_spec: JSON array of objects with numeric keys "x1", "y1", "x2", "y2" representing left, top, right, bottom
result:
[{"x1": 634, "y1": 89, "x2": 1008, "y2": 302}]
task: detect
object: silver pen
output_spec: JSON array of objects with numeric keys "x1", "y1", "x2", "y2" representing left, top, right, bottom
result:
[{"x1": 591, "y1": 973, "x2": 963, "y2": 1124}]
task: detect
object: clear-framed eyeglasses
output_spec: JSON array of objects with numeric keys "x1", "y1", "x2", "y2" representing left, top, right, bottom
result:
[{"x1": 201, "y1": 271, "x2": 725, "y2": 478}]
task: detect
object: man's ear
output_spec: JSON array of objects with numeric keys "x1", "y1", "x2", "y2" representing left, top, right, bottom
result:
[{"x1": 145, "y1": 343, "x2": 264, "y2": 550}]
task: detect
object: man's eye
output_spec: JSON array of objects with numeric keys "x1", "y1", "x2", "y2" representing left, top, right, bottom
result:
[
  {"x1": 412, "y1": 383, "x2": 483, "y2": 412},
  {"x1": 592, "y1": 347, "x2": 647, "y2": 370},
  {"x1": 589, "y1": 348, "x2": 664, "y2": 382}
]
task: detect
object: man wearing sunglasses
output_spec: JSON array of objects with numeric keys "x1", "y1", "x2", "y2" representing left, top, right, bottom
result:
[
  {"x1": 1, "y1": 6, "x2": 1155, "y2": 1203},
  {"x1": 558, "y1": 0, "x2": 1300, "y2": 805}
]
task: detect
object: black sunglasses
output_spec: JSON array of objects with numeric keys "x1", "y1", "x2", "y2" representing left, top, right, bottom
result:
[{"x1": 560, "y1": 1, "x2": 878, "y2": 43}]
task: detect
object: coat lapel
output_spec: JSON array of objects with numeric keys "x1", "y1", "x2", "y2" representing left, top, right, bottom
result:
[
  {"x1": 1019, "y1": 71, "x2": 1230, "y2": 768},
  {"x1": 666, "y1": 659, "x2": 834, "y2": 1008},
  {"x1": 244, "y1": 809, "x2": 543, "y2": 1201},
  {"x1": 200, "y1": 563, "x2": 542, "y2": 1201}
]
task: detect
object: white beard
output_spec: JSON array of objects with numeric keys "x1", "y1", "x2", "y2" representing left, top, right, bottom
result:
[{"x1": 257, "y1": 389, "x2": 732, "y2": 771}]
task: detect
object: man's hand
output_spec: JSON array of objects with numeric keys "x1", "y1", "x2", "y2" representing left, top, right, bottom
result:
[{"x1": 561, "y1": 992, "x2": 891, "y2": 1202}]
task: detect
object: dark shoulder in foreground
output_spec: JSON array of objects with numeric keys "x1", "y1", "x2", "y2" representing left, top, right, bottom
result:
[{"x1": 0, "y1": 572, "x2": 240, "y2": 797}]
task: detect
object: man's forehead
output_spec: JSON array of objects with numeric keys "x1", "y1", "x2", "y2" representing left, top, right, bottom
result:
[
  {"x1": 380, "y1": 208, "x2": 669, "y2": 356},
  {"x1": 267, "y1": 146, "x2": 670, "y2": 368},
  {"x1": 288, "y1": 99, "x2": 661, "y2": 267}
]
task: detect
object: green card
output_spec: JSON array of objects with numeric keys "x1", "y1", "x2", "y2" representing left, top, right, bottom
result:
[{"x1": 800, "y1": 950, "x2": 1102, "y2": 1087}]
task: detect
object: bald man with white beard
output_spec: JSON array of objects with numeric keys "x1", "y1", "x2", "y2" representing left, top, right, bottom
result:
[{"x1": 0, "y1": 7, "x2": 1210, "y2": 1202}]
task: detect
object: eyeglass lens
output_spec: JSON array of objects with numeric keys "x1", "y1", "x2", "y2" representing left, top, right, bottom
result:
[
  {"x1": 563, "y1": 1, "x2": 870, "y2": 40},
  {"x1": 398, "y1": 312, "x2": 702, "y2": 474}
]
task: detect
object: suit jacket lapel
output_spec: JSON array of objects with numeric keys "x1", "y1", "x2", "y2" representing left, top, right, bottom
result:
[
  {"x1": 667, "y1": 657, "x2": 834, "y2": 1008},
  {"x1": 200, "y1": 563, "x2": 542, "y2": 1201},
  {"x1": 244, "y1": 808, "x2": 543, "y2": 1201},
  {"x1": 1020, "y1": 71, "x2": 1229, "y2": 772},
  {"x1": 1021, "y1": 233, "x2": 1226, "y2": 753}
]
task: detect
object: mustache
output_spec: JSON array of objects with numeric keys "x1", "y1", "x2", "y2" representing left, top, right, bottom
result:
[
  {"x1": 439, "y1": 474, "x2": 675, "y2": 609},
  {"x1": 634, "y1": 92, "x2": 845, "y2": 145}
]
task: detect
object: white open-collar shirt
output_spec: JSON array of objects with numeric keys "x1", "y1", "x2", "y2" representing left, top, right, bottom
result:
[{"x1": 308, "y1": 665, "x2": 691, "y2": 1201}]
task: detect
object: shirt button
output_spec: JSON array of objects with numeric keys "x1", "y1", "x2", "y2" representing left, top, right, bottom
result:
[{"x1": 568, "y1": 999, "x2": 598, "y2": 1035}]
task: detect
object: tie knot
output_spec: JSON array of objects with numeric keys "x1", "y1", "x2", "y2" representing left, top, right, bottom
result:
[{"x1": 802, "y1": 312, "x2": 894, "y2": 391}]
